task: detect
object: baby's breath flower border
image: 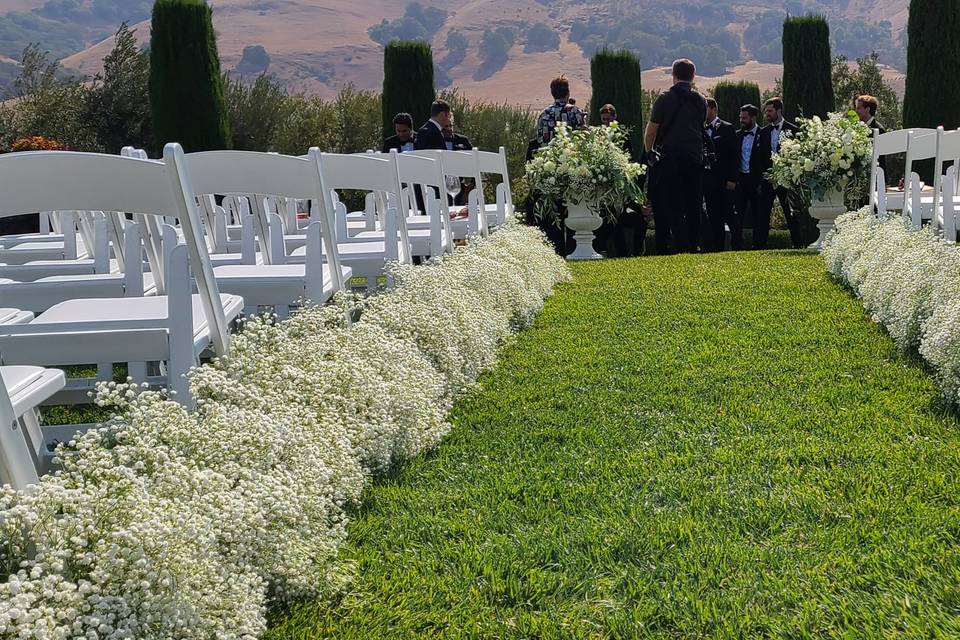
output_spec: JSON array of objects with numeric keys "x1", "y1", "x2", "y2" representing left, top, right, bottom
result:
[
  {"x1": 824, "y1": 208, "x2": 960, "y2": 403},
  {"x1": 0, "y1": 222, "x2": 571, "y2": 638}
]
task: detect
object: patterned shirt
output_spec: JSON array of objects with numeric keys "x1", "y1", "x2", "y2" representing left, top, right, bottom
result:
[{"x1": 537, "y1": 99, "x2": 586, "y2": 144}]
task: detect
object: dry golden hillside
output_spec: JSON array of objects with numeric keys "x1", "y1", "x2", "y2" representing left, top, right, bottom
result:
[{"x1": 3, "y1": 0, "x2": 911, "y2": 106}]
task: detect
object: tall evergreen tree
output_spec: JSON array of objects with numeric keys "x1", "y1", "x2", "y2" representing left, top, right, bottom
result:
[
  {"x1": 589, "y1": 48, "x2": 643, "y2": 160},
  {"x1": 903, "y1": 0, "x2": 960, "y2": 132},
  {"x1": 782, "y1": 15, "x2": 834, "y2": 121},
  {"x1": 149, "y1": 0, "x2": 231, "y2": 153},
  {"x1": 382, "y1": 40, "x2": 435, "y2": 138},
  {"x1": 711, "y1": 81, "x2": 761, "y2": 124}
]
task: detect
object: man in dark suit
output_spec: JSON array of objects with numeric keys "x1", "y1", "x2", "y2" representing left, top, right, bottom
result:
[
  {"x1": 441, "y1": 119, "x2": 473, "y2": 151},
  {"x1": 855, "y1": 94, "x2": 885, "y2": 135},
  {"x1": 703, "y1": 97, "x2": 739, "y2": 252},
  {"x1": 414, "y1": 100, "x2": 450, "y2": 151},
  {"x1": 382, "y1": 112, "x2": 416, "y2": 153},
  {"x1": 760, "y1": 97, "x2": 801, "y2": 249},
  {"x1": 734, "y1": 104, "x2": 771, "y2": 251},
  {"x1": 856, "y1": 95, "x2": 887, "y2": 187}
]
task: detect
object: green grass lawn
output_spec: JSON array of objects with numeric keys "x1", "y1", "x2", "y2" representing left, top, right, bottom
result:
[{"x1": 274, "y1": 249, "x2": 960, "y2": 638}]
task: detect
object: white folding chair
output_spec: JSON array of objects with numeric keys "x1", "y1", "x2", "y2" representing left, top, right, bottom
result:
[
  {"x1": 870, "y1": 129, "x2": 911, "y2": 213},
  {"x1": 477, "y1": 146, "x2": 515, "y2": 227},
  {"x1": 0, "y1": 144, "x2": 242, "y2": 407},
  {"x1": 904, "y1": 130, "x2": 939, "y2": 229},
  {"x1": 286, "y1": 152, "x2": 411, "y2": 286},
  {"x1": 409, "y1": 149, "x2": 488, "y2": 238},
  {"x1": 351, "y1": 152, "x2": 453, "y2": 257},
  {"x1": 0, "y1": 363, "x2": 65, "y2": 489},
  {"x1": 178, "y1": 149, "x2": 351, "y2": 316}
]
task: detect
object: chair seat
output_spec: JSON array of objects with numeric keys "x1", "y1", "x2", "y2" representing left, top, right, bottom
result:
[
  {"x1": 0, "y1": 308, "x2": 34, "y2": 324},
  {"x1": 2, "y1": 365, "x2": 65, "y2": 418},
  {"x1": 213, "y1": 264, "x2": 353, "y2": 305},
  {"x1": 0, "y1": 274, "x2": 129, "y2": 313},
  {"x1": 32, "y1": 294, "x2": 244, "y2": 352},
  {"x1": 289, "y1": 239, "x2": 400, "y2": 260}
]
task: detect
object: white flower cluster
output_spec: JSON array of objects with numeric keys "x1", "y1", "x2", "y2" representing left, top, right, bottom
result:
[
  {"x1": 0, "y1": 222, "x2": 571, "y2": 638},
  {"x1": 525, "y1": 122, "x2": 646, "y2": 224},
  {"x1": 771, "y1": 111, "x2": 874, "y2": 204},
  {"x1": 823, "y1": 208, "x2": 960, "y2": 401}
]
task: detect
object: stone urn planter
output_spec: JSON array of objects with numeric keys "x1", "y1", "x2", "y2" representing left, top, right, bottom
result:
[
  {"x1": 808, "y1": 188, "x2": 845, "y2": 251},
  {"x1": 564, "y1": 202, "x2": 603, "y2": 260}
]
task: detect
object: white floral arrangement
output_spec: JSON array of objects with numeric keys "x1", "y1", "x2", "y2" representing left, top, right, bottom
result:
[
  {"x1": 0, "y1": 222, "x2": 571, "y2": 638},
  {"x1": 525, "y1": 122, "x2": 645, "y2": 224},
  {"x1": 823, "y1": 208, "x2": 960, "y2": 402},
  {"x1": 770, "y1": 111, "x2": 874, "y2": 204}
]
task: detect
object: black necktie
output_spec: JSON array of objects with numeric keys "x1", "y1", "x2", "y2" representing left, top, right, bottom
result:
[{"x1": 744, "y1": 130, "x2": 754, "y2": 137}]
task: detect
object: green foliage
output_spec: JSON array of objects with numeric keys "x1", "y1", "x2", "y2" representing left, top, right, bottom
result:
[
  {"x1": 745, "y1": 6, "x2": 898, "y2": 67},
  {"x1": 267, "y1": 251, "x2": 960, "y2": 638},
  {"x1": 589, "y1": 49, "x2": 643, "y2": 160},
  {"x1": 782, "y1": 15, "x2": 835, "y2": 120},
  {"x1": 570, "y1": 9, "x2": 740, "y2": 76},
  {"x1": 381, "y1": 40, "x2": 434, "y2": 138},
  {"x1": 833, "y1": 52, "x2": 902, "y2": 130},
  {"x1": 84, "y1": 23, "x2": 152, "y2": 154},
  {"x1": 224, "y1": 73, "x2": 291, "y2": 151},
  {"x1": 476, "y1": 27, "x2": 515, "y2": 80},
  {"x1": 443, "y1": 28, "x2": 469, "y2": 68},
  {"x1": 711, "y1": 80, "x2": 762, "y2": 124},
  {"x1": 525, "y1": 22, "x2": 560, "y2": 53},
  {"x1": 234, "y1": 44, "x2": 270, "y2": 75},
  {"x1": 0, "y1": 45, "x2": 97, "y2": 151},
  {"x1": 368, "y1": 2, "x2": 447, "y2": 46},
  {"x1": 903, "y1": 0, "x2": 960, "y2": 132},
  {"x1": 149, "y1": 0, "x2": 231, "y2": 152}
]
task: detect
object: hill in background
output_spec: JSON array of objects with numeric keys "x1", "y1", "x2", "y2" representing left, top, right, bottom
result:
[{"x1": 0, "y1": 0, "x2": 909, "y2": 104}]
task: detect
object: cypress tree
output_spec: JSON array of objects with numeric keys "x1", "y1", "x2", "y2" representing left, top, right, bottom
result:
[
  {"x1": 903, "y1": 0, "x2": 960, "y2": 132},
  {"x1": 782, "y1": 15, "x2": 834, "y2": 121},
  {"x1": 382, "y1": 40, "x2": 435, "y2": 139},
  {"x1": 711, "y1": 81, "x2": 761, "y2": 123},
  {"x1": 589, "y1": 48, "x2": 643, "y2": 160},
  {"x1": 149, "y1": 0, "x2": 231, "y2": 153}
]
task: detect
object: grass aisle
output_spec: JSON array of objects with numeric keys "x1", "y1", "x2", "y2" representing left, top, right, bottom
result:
[{"x1": 270, "y1": 251, "x2": 960, "y2": 638}]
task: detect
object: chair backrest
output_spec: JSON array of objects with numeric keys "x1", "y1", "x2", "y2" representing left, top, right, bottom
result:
[
  {"x1": 0, "y1": 372, "x2": 39, "y2": 488},
  {"x1": 476, "y1": 148, "x2": 512, "y2": 198},
  {"x1": 931, "y1": 127, "x2": 960, "y2": 217},
  {"x1": 870, "y1": 129, "x2": 910, "y2": 208},
  {"x1": 942, "y1": 165, "x2": 958, "y2": 241},
  {"x1": 0, "y1": 145, "x2": 230, "y2": 355},
  {"x1": 903, "y1": 130, "x2": 939, "y2": 224}
]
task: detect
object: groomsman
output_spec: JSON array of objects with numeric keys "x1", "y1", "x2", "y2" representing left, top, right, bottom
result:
[
  {"x1": 441, "y1": 117, "x2": 473, "y2": 151},
  {"x1": 415, "y1": 100, "x2": 451, "y2": 150},
  {"x1": 382, "y1": 112, "x2": 416, "y2": 153},
  {"x1": 734, "y1": 104, "x2": 770, "y2": 251},
  {"x1": 760, "y1": 97, "x2": 801, "y2": 249},
  {"x1": 702, "y1": 97, "x2": 739, "y2": 252},
  {"x1": 856, "y1": 94, "x2": 887, "y2": 182},
  {"x1": 855, "y1": 95, "x2": 885, "y2": 134}
]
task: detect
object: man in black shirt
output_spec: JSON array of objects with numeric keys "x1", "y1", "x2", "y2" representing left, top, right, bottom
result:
[
  {"x1": 381, "y1": 112, "x2": 416, "y2": 153},
  {"x1": 644, "y1": 58, "x2": 707, "y2": 254}
]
